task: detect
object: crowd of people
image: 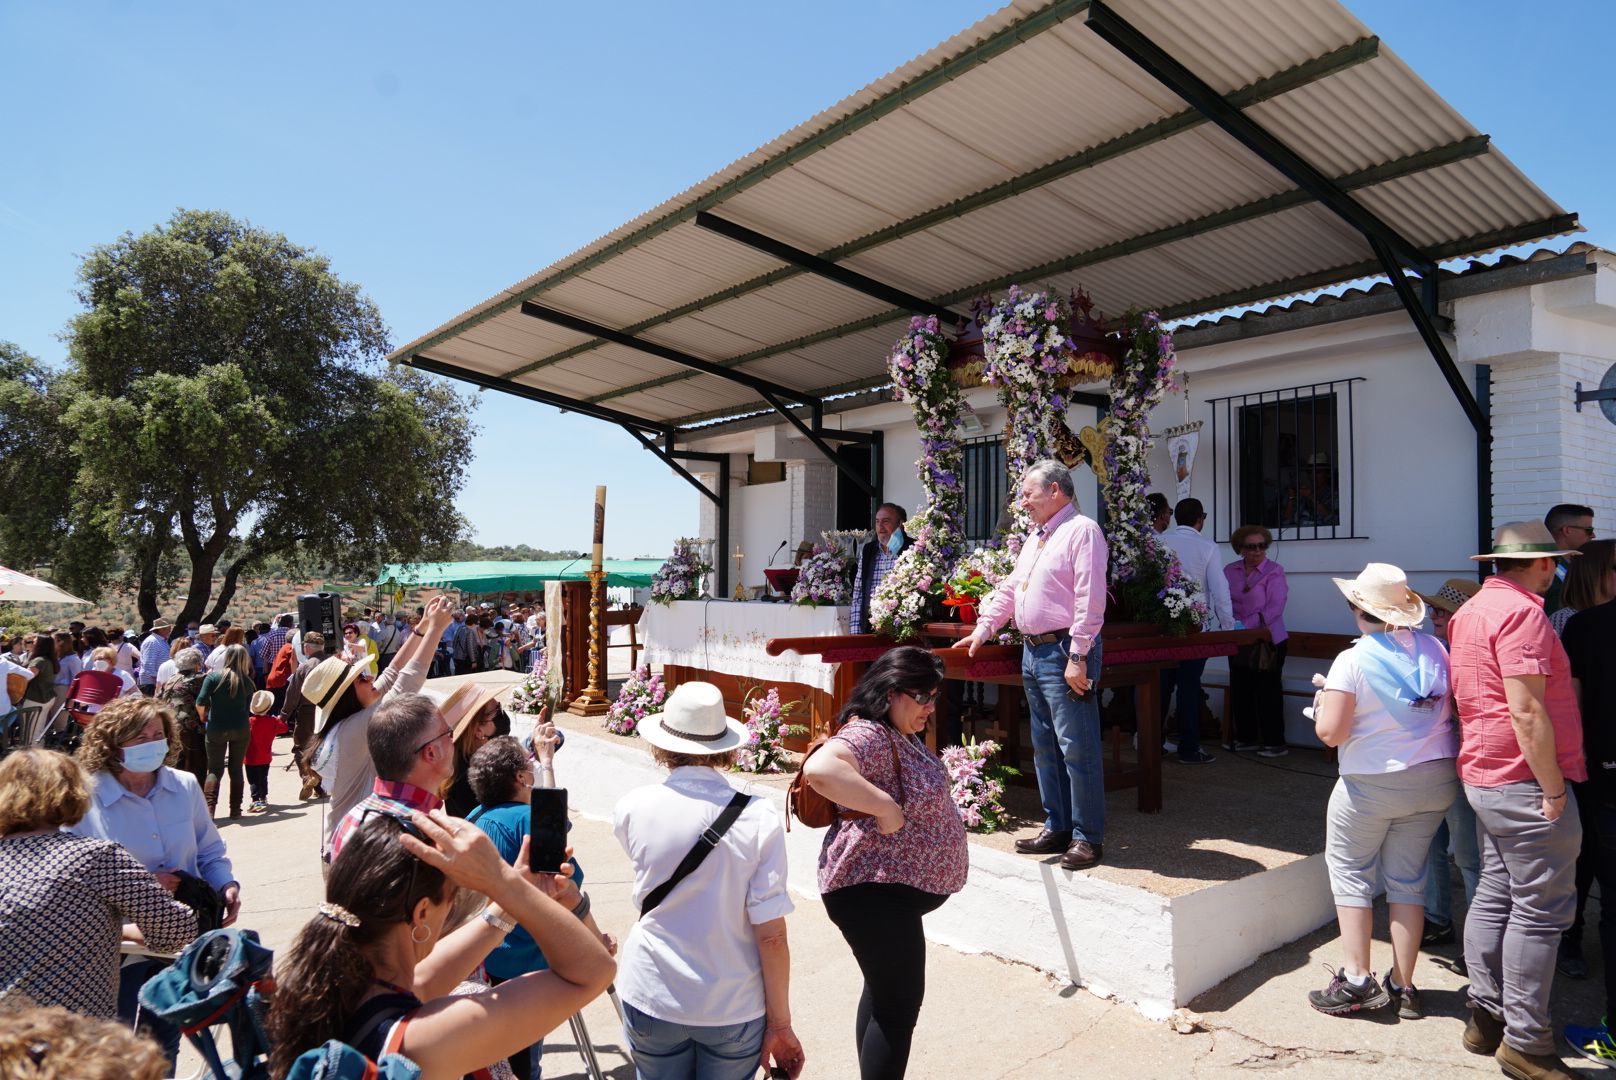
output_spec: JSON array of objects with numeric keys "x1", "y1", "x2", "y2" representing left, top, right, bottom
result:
[{"x1": 1, "y1": 483, "x2": 1611, "y2": 1080}]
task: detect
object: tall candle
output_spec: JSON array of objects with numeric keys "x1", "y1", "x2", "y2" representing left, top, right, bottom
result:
[{"x1": 592, "y1": 486, "x2": 605, "y2": 571}]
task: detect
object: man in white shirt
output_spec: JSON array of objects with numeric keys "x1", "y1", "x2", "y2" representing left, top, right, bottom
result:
[{"x1": 1158, "y1": 497, "x2": 1234, "y2": 764}]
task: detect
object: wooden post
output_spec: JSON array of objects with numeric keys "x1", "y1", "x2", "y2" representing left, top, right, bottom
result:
[{"x1": 569, "y1": 486, "x2": 611, "y2": 716}]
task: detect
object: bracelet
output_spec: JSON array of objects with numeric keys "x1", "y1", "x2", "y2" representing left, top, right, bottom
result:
[
  {"x1": 411, "y1": 629, "x2": 425, "y2": 637},
  {"x1": 480, "y1": 908, "x2": 516, "y2": 934},
  {"x1": 1545, "y1": 790, "x2": 1567, "y2": 801},
  {"x1": 570, "y1": 891, "x2": 592, "y2": 921}
]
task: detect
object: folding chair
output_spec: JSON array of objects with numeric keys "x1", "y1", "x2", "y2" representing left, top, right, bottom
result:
[{"x1": 66, "y1": 668, "x2": 126, "y2": 725}]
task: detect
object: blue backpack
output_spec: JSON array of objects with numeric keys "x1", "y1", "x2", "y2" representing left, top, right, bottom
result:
[{"x1": 138, "y1": 928, "x2": 420, "y2": 1080}]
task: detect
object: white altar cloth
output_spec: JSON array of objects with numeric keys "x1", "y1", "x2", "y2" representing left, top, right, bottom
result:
[{"x1": 639, "y1": 599, "x2": 848, "y2": 694}]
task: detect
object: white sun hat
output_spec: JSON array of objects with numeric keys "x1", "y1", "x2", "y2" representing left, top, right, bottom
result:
[
  {"x1": 638, "y1": 681, "x2": 748, "y2": 756},
  {"x1": 1332, "y1": 562, "x2": 1427, "y2": 628}
]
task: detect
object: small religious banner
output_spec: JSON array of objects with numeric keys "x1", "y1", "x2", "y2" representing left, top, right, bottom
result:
[{"x1": 1163, "y1": 422, "x2": 1201, "y2": 503}]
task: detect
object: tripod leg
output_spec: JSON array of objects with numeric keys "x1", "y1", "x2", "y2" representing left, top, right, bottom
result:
[{"x1": 568, "y1": 1012, "x2": 606, "y2": 1080}]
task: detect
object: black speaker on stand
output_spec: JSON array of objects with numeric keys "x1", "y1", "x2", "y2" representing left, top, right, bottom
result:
[{"x1": 298, "y1": 592, "x2": 343, "y2": 657}]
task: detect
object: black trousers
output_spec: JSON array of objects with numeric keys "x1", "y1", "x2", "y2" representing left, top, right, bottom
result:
[
  {"x1": 1565, "y1": 778, "x2": 1600, "y2": 948},
  {"x1": 1228, "y1": 641, "x2": 1287, "y2": 748},
  {"x1": 822, "y1": 882, "x2": 948, "y2": 1080}
]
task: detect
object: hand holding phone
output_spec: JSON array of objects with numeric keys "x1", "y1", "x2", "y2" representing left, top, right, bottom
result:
[{"x1": 529, "y1": 786, "x2": 570, "y2": 875}]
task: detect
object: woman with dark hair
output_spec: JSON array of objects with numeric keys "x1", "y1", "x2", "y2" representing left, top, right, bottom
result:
[
  {"x1": 266, "y1": 810, "x2": 615, "y2": 1080},
  {"x1": 22, "y1": 633, "x2": 57, "y2": 705},
  {"x1": 802, "y1": 645, "x2": 967, "y2": 1080}
]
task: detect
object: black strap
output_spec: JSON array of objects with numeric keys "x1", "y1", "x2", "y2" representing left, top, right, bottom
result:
[{"x1": 640, "y1": 791, "x2": 751, "y2": 918}]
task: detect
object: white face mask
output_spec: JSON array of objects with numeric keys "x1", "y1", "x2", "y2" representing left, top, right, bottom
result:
[
  {"x1": 121, "y1": 738, "x2": 170, "y2": 774},
  {"x1": 92, "y1": 660, "x2": 113, "y2": 671},
  {"x1": 887, "y1": 528, "x2": 905, "y2": 555}
]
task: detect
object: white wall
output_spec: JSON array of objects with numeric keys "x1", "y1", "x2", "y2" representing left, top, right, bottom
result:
[{"x1": 731, "y1": 477, "x2": 792, "y2": 593}]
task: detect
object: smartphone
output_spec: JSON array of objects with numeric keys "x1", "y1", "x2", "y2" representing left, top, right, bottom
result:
[{"x1": 529, "y1": 787, "x2": 569, "y2": 874}]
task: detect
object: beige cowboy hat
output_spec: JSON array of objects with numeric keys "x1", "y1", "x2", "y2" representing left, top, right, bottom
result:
[
  {"x1": 439, "y1": 682, "x2": 501, "y2": 742},
  {"x1": 639, "y1": 681, "x2": 748, "y2": 756},
  {"x1": 308, "y1": 653, "x2": 377, "y2": 737},
  {"x1": 1416, "y1": 577, "x2": 1482, "y2": 615},
  {"x1": 1332, "y1": 562, "x2": 1427, "y2": 627},
  {"x1": 197, "y1": 624, "x2": 221, "y2": 637},
  {"x1": 1471, "y1": 521, "x2": 1581, "y2": 562}
]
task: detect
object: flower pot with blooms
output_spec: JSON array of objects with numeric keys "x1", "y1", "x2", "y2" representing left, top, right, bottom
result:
[
  {"x1": 510, "y1": 649, "x2": 561, "y2": 716},
  {"x1": 731, "y1": 685, "x2": 808, "y2": 774},
  {"x1": 605, "y1": 666, "x2": 666, "y2": 737},
  {"x1": 650, "y1": 538, "x2": 713, "y2": 605},
  {"x1": 790, "y1": 536, "x2": 854, "y2": 606},
  {"x1": 869, "y1": 315, "x2": 966, "y2": 640},
  {"x1": 940, "y1": 738, "x2": 1019, "y2": 833},
  {"x1": 939, "y1": 567, "x2": 991, "y2": 623}
]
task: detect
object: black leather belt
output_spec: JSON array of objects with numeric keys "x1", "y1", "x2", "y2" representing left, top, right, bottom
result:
[{"x1": 1023, "y1": 630, "x2": 1069, "y2": 645}]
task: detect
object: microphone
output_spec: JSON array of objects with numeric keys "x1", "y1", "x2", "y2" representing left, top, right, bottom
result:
[{"x1": 767, "y1": 540, "x2": 788, "y2": 567}]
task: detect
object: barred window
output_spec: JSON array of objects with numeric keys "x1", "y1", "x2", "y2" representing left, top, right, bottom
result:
[{"x1": 961, "y1": 435, "x2": 1007, "y2": 542}]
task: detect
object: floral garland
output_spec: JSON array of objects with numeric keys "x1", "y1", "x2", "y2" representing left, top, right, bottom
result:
[
  {"x1": 940, "y1": 738, "x2": 1019, "y2": 832},
  {"x1": 869, "y1": 316, "x2": 965, "y2": 641},
  {"x1": 604, "y1": 665, "x2": 665, "y2": 736},
  {"x1": 649, "y1": 538, "x2": 711, "y2": 605},
  {"x1": 979, "y1": 286, "x2": 1074, "y2": 549},
  {"x1": 790, "y1": 536, "x2": 854, "y2": 606},
  {"x1": 731, "y1": 686, "x2": 807, "y2": 774},
  {"x1": 1104, "y1": 311, "x2": 1208, "y2": 635}
]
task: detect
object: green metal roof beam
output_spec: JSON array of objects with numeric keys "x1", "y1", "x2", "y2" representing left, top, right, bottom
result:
[
  {"x1": 589, "y1": 134, "x2": 1494, "y2": 407},
  {"x1": 399, "y1": 0, "x2": 1093, "y2": 366},
  {"x1": 499, "y1": 35, "x2": 1378, "y2": 383},
  {"x1": 660, "y1": 212, "x2": 1579, "y2": 429}
]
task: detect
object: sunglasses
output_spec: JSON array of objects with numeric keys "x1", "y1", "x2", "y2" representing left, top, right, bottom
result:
[
  {"x1": 1242, "y1": 542, "x2": 1270, "y2": 552},
  {"x1": 901, "y1": 688, "x2": 941, "y2": 706},
  {"x1": 358, "y1": 805, "x2": 432, "y2": 910}
]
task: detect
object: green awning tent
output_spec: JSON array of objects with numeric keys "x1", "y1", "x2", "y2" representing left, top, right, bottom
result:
[{"x1": 373, "y1": 559, "x2": 663, "y2": 593}]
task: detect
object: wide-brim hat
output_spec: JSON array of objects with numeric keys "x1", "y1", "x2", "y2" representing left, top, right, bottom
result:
[
  {"x1": 440, "y1": 682, "x2": 500, "y2": 742},
  {"x1": 197, "y1": 624, "x2": 220, "y2": 637},
  {"x1": 308, "y1": 653, "x2": 376, "y2": 736},
  {"x1": 1471, "y1": 521, "x2": 1580, "y2": 561},
  {"x1": 1417, "y1": 577, "x2": 1482, "y2": 615},
  {"x1": 249, "y1": 690, "x2": 275, "y2": 715},
  {"x1": 151, "y1": 619, "x2": 173, "y2": 631},
  {"x1": 1332, "y1": 562, "x2": 1427, "y2": 627},
  {"x1": 639, "y1": 681, "x2": 748, "y2": 756}
]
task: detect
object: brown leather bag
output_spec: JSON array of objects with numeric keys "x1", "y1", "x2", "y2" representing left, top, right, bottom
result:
[{"x1": 787, "y1": 722, "x2": 906, "y2": 831}]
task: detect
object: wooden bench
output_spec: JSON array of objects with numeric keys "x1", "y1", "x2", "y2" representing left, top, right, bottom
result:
[{"x1": 1202, "y1": 630, "x2": 1356, "y2": 749}]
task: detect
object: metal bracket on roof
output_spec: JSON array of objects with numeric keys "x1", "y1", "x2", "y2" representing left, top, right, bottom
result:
[
  {"x1": 694, "y1": 212, "x2": 962, "y2": 323},
  {"x1": 1083, "y1": 0, "x2": 1485, "y2": 434},
  {"x1": 409, "y1": 354, "x2": 671, "y2": 435},
  {"x1": 622, "y1": 431, "x2": 733, "y2": 595}
]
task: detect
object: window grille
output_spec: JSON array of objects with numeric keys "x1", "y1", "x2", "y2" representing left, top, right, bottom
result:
[
  {"x1": 960, "y1": 435, "x2": 1007, "y2": 542},
  {"x1": 1206, "y1": 379, "x2": 1364, "y2": 542}
]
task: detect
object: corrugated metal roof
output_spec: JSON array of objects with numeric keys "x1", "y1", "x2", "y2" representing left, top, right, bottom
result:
[{"x1": 394, "y1": 0, "x2": 1577, "y2": 430}]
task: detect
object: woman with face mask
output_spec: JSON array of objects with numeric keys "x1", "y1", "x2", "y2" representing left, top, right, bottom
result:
[{"x1": 67, "y1": 695, "x2": 240, "y2": 1070}]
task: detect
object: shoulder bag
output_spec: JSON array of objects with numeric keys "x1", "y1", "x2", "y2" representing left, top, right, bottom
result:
[
  {"x1": 787, "y1": 721, "x2": 905, "y2": 831},
  {"x1": 639, "y1": 790, "x2": 752, "y2": 917}
]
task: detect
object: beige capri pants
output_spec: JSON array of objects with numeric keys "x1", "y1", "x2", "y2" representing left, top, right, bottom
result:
[{"x1": 1325, "y1": 757, "x2": 1459, "y2": 907}]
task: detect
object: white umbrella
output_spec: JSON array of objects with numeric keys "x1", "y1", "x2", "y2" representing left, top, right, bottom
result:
[{"x1": 0, "y1": 566, "x2": 92, "y2": 605}]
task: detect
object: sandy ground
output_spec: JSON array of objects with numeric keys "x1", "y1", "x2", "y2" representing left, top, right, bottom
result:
[{"x1": 175, "y1": 674, "x2": 1610, "y2": 1079}]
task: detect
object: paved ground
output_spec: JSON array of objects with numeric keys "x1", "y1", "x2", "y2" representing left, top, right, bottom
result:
[{"x1": 181, "y1": 728, "x2": 1611, "y2": 1079}]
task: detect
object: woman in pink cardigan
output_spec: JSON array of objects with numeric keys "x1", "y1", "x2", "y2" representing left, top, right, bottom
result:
[{"x1": 1224, "y1": 525, "x2": 1290, "y2": 756}]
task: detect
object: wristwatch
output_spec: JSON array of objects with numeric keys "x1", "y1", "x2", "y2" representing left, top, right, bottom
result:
[{"x1": 1068, "y1": 653, "x2": 1087, "y2": 665}]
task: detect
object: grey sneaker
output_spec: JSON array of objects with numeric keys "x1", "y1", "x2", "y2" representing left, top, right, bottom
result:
[
  {"x1": 1307, "y1": 966, "x2": 1390, "y2": 1015},
  {"x1": 1383, "y1": 970, "x2": 1421, "y2": 1019},
  {"x1": 1258, "y1": 745, "x2": 1289, "y2": 758}
]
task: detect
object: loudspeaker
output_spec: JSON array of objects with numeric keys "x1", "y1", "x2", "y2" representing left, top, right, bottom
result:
[{"x1": 297, "y1": 592, "x2": 342, "y2": 656}]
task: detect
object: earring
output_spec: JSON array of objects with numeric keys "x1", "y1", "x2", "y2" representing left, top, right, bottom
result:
[{"x1": 411, "y1": 921, "x2": 432, "y2": 945}]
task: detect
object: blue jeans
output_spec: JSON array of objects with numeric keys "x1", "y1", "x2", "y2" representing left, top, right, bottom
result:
[
  {"x1": 622, "y1": 1002, "x2": 764, "y2": 1080},
  {"x1": 1425, "y1": 788, "x2": 1482, "y2": 926},
  {"x1": 1022, "y1": 637, "x2": 1105, "y2": 844},
  {"x1": 1158, "y1": 657, "x2": 1209, "y2": 758},
  {"x1": 118, "y1": 958, "x2": 181, "y2": 1069}
]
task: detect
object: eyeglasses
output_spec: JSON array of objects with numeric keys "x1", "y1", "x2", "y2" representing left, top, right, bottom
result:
[
  {"x1": 901, "y1": 688, "x2": 941, "y2": 706},
  {"x1": 412, "y1": 725, "x2": 452, "y2": 756},
  {"x1": 1567, "y1": 524, "x2": 1597, "y2": 536},
  {"x1": 358, "y1": 805, "x2": 431, "y2": 910},
  {"x1": 1242, "y1": 542, "x2": 1270, "y2": 552}
]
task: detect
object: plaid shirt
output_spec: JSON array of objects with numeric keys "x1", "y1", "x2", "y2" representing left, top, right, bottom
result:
[
  {"x1": 328, "y1": 779, "x2": 443, "y2": 861},
  {"x1": 255, "y1": 627, "x2": 289, "y2": 673},
  {"x1": 850, "y1": 543, "x2": 899, "y2": 634}
]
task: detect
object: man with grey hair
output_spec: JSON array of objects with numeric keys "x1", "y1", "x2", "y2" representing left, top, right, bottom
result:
[
  {"x1": 328, "y1": 691, "x2": 456, "y2": 860},
  {"x1": 958, "y1": 459, "x2": 1110, "y2": 870}
]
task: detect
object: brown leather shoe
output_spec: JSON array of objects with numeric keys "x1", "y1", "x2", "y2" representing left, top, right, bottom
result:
[
  {"x1": 1014, "y1": 828, "x2": 1072, "y2": 855},
  {"x1": 1462, "y1": 1006, "x2": 1504, "y2": 1056},
  {"x1": 1495, "y1": 1043, "x2": 1577, "y2": 1080},
  {"x1": 1060, "y1": 839, "x2": 1103, "y2": 871}
]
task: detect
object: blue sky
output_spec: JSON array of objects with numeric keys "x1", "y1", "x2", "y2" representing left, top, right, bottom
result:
[{"x1": 3, "y1": 1, "x2": 1612, "y2": 559}]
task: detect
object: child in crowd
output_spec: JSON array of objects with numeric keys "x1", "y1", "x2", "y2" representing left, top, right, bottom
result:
[{"x1": 244, "y1": 689, "x2": 287, "y2": 813}]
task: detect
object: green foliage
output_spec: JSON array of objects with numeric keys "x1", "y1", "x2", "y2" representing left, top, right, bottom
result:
[
  {"x1": 447, "y1": 541, "x2": 587, "y2": 561},
  {"x1": 0, "y1": 605, "x2": 46, "y2": 636},
  {"x1": 0, "y1": 209, "x2": 478, "y2": 630}
]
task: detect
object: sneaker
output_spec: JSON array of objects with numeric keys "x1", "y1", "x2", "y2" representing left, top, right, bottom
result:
[
  {"x1": 1257, "y1": 746, "x2": 1289, "y2": 758},
  {"x1": 1233, "y1": 741, "x2": 1261, "y2": 752},
  {"x1": 1558, "y1": 939, "x2": 1589, "y2": 980},
  {"x1": 299, "y1": 775, "x2": 320, "y2": 800},
  {"x1": 1383, "y1": 970, "x2": 1422, "y2": 1020},
  {"x1": 1307, "y1": 966, "x2": 1390, "y2": 1015},
  {"x1": 1177, "y1": 750, "x2": 1216, "y2": 764},
  {"x1": 1566, "y1": 1022, "x2": 1616, "y2": 1067},
  {"x1": 1162, "y1": 739, "x2": 1178, "y2": 753},
  {"x1": 249, "y1": 799, "x2": 267, "y2": 814},
  {"x1": 1422, "y1": 919, "x2": 1455, "y2": 946}
]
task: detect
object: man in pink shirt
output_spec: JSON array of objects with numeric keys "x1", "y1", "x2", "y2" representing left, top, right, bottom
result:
[
  {"x1": 1448, "y1": 521, "x2": 1585, "y2": 1080},
  {"x1": 960, "y1": 460, "x2": 1109, "y2": 870}
]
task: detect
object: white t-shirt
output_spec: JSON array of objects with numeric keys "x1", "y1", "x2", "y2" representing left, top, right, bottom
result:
[
  {"x1": 0, "y1": 657, "x2": 32, "y2": 709},
  {"x1": 612, "y1": 766, "x2": 793, "y2": 1027},
  {"x1": 155, "y1": 659, "x2": 181, "y2": 686},
  {"x1": 114, "y1": 641, "x2": 140, "y2": 674},
  {"x1": 1324, "y1": 629, "x2": 1457, "y2": 775}
]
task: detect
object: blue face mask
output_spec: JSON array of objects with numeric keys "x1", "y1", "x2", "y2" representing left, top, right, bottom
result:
[
  {"x1": 121, "y1": 738, "x2": 170, "y2": 774},
  {"x1": 887, "y1": 528, "x2": 905, "y2": 555}
]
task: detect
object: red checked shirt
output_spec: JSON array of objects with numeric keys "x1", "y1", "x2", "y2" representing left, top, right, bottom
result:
[
  {"x1": 975, "y1": 502, "x2": 1109, "y2": 652},
  {"x1": 328, "y1": 779, "x2": 443, "y2": 861},
  {"x1": 1448, "y1": 574, "x2": 1585, "y2": 788}
]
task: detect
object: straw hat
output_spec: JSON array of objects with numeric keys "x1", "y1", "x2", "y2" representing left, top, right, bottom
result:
[
  {"x1": 197, "y1": 624, "x2": 220, "y2": 638},
  {"x1": 1416, "y1": 578, "x2": 1482, "y2": 615},
  {"x1": 639, "y1": 682, "x2": 748, "y2": 756},
  {"x1": 307, "y1": 653, "x2": 377, "y2": 737},
  {"x1": 440, "y1": 682, "x2": 500, "y2": 742},
  {"x1": 1471, "y1": 521, "x2": 1581, "y2": 562},
  {"x1": 249, "y1": 690, "x2": 275, "y2": 715},
  {"x1": 1332, "y1": 562, "x2": 1427, "y2": 627}
]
